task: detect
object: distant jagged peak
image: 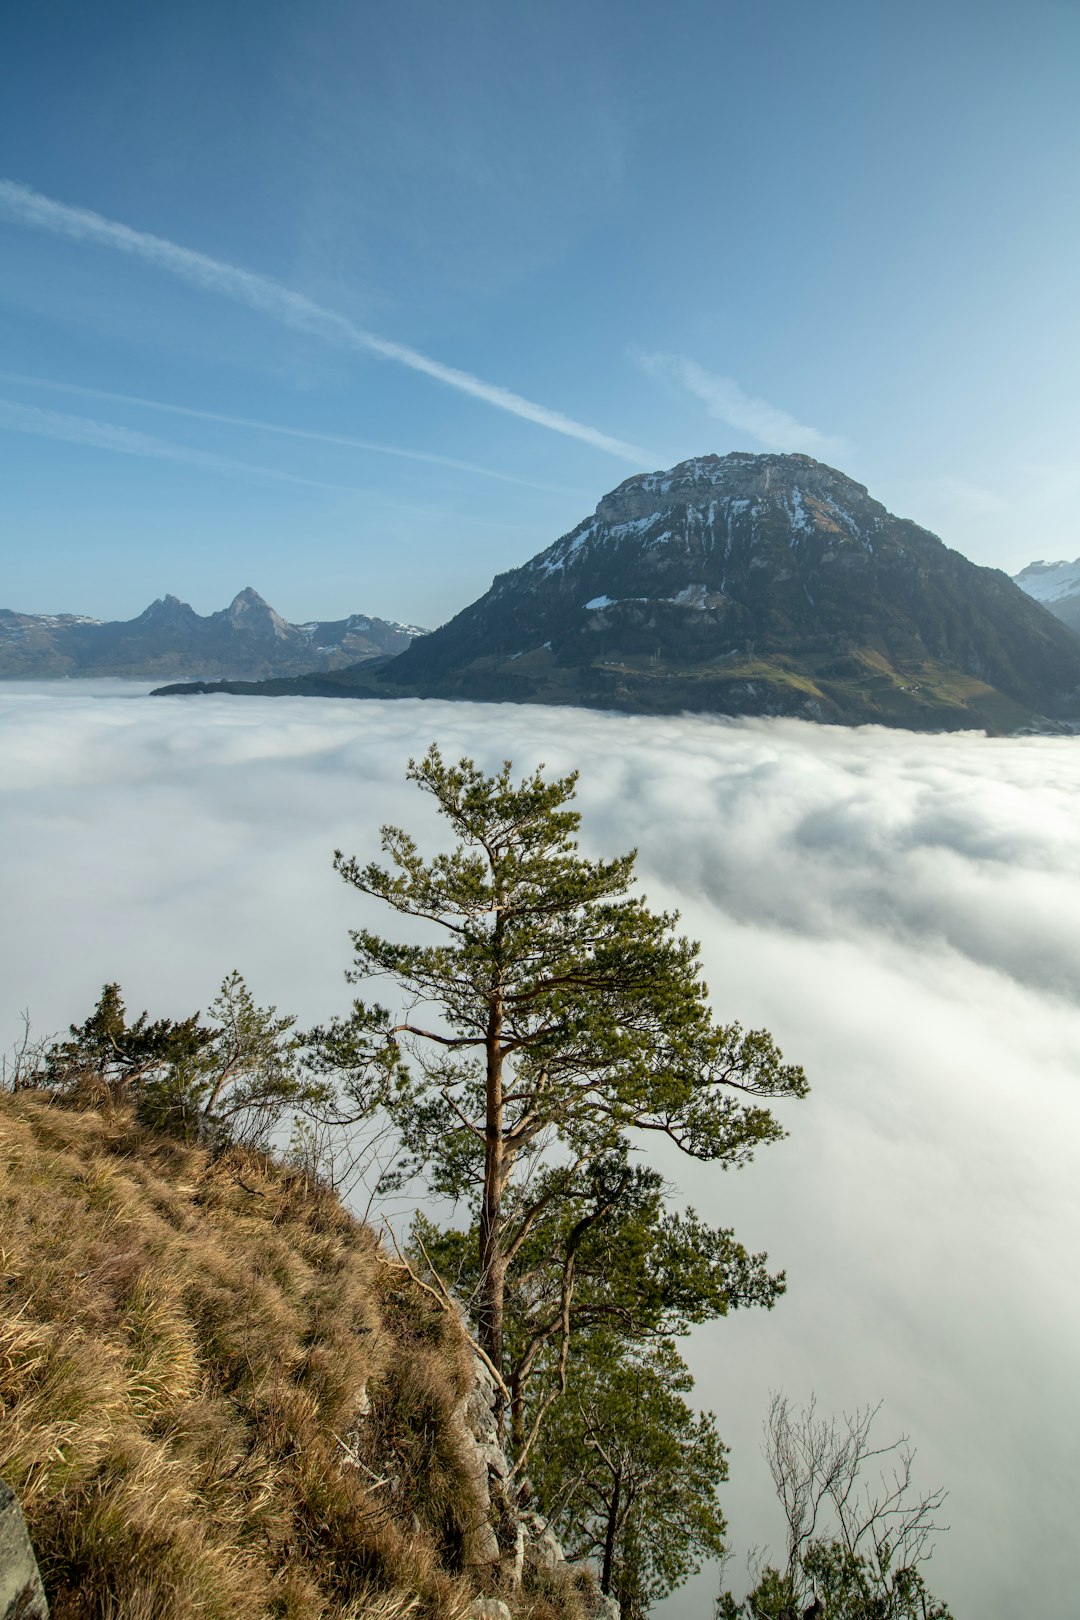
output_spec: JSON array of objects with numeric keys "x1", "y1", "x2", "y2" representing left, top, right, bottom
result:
[
  {"x1": 227, "y1": 586, "x2": 274, "y2": 616},
  {"x1": 0, "y1": 586, "x2": 422, "y2": 679},
  {"x1": 1014, "y1": 557, "x2": 1080, "y2": 578},
  {"x1": 221, "y1": 587, "x2": 290, "y2": 639},
  {"x1": 135, "y1": 593, "x2": 199, "y2": 624}
]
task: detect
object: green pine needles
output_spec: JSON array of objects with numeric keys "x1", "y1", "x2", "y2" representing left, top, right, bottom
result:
[{"x1": 332, "y1": 746, "x2": 808, "y2": 1380}]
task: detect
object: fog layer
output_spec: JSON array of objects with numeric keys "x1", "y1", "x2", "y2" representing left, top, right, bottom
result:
[{"x1": 2, "y1": 683, "x2": 1078, "y2": 1618}]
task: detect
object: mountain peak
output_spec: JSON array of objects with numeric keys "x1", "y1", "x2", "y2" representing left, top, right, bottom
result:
[
  {"x1": 376, "y1": 451, "x2": 1080, "y2": 733},
  {"x1": 519, "y1": 451, "x2": 879, "y2": 589},
  {"x1": 589, "y1": 451, "x2": 868, "y2": 531},
  {"x1": 1013, "y1": 556, "x2": 1080, "y2": 632},
  {"x1": 223, "y1": 588, "x2": 290, "y2": 640},
  {"x1": 135, "y1": 594, "x2": 198, "y2": 625}
]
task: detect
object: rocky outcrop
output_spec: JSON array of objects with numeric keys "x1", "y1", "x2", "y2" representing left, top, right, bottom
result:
[
  {"x1": 455, "y1": 1356, "x2": 513, "y2": 1573},
  {"x1": 520, "y1": 1510, "x2": 565, "y2": 1573},
  {"x1": 456, "y1": 1352, "x2": 619, "y2": 1619},
  {"x1": 0, "y1": 1481, "x2": 48, "y2": 1620}
]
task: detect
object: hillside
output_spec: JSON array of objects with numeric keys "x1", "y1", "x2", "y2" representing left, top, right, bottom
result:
[
  {"x1": 0, "y1": 1088, "x2": 603, "y2": 1620},
  {"x1": 156, "y1": 456, "x2": 1080, "y2": 733},
  {"x1": 0, "y1": 589, "x2": 426, "y2": 681}
]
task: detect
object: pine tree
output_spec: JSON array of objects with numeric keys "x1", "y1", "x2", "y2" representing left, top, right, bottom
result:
[{"x1": 331, "y1": 746, "x2": 808, "y2": 1419}]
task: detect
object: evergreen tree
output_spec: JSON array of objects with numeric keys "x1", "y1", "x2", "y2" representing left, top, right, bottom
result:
[
  {"x1": 330, "y1": 746, "x2": 808, "y2": 1421},
  {"x1": 531, "y1": 1337, "x2": 729, "y2": 1615},
  {"x1": 41, "y1": 973, "x2": 323, "y2": 1146},
  {"x1": 415, "y1": 1150, "x2": 783, "y2": 1463}
]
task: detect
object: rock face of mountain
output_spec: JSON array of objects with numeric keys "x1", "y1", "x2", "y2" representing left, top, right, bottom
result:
[
  {"x1": 0, "y1": 588, "x2": 425, "y2": 680},
  {"x1": 352, "y1": 453, "x2": 1080, "y2": 731},
  {"x1": 1013, "y1": 558, "x2": 1080, "y2": 637}
]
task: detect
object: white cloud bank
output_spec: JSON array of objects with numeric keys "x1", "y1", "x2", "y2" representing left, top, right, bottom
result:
[
  {"x1": 0, "y1": 180, "x2": 646, "y2": 464},
  {"x1": 1, "y1": 686, "x2": 1077, "y2": 1618},
  {"x1": 634, "y1": 349, "x2": 847, "y2": 459}
]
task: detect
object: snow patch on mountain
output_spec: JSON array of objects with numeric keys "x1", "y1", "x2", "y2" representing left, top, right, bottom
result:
[
  {"x1": 788, "y1": 486, "x2": 813, "y2": 534},
  {"x1": 1014, "y1": 559, "x2": 1080, "y2": 605},
  {"x1": 526, "y1": 457, "x2": 887, "y2": 596}
]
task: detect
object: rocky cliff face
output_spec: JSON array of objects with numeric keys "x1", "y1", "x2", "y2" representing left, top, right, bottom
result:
[
  {"x1": 371, "y1": 452, "x2": 1080, "y2": 732},
  {"x1": 455, "y1": 1354, "x2": 618, "y2": 1620},
  {"x1": 0, "y1": 588, "x2": 425, "y2": 680}
]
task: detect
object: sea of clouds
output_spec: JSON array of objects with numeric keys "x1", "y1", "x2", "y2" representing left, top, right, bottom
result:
[{"x1": 2, "y1": 681, "x2": 1078, "y2": 1617}]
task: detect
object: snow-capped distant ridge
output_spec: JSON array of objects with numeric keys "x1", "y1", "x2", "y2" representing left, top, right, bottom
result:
[
  {"x1": 1012, "y1": 557, "x2": 1080, "y2": 637},
  {"x1": 1013, "y1": 558, "x2": 1080, "y2": 605},
  {"x1": 297, "y1": 613, "x2": 428, "y2": 641}
]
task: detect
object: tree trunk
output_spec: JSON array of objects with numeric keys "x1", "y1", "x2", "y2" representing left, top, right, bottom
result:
[
  {"x1": 477, "y1": 986, "x2": 506, "y2": 1423},
  {"x1": 510, "y1": 1372, "x2": 526, "y2": 1458},
  {"x1": 601, "y1": 1468, "x2": 622, "y2": 1595}
]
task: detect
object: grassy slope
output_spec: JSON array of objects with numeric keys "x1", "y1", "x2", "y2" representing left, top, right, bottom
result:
[
  {"x1": 153, "y1": 644, "x2": 1052, "y2": 733},
  {"x1": 0, "y1": 1089, "x2": 587, "y2": 1620}
]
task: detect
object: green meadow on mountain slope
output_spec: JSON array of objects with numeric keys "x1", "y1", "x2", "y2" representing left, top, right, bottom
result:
[{"x1": 158, "y1": 454, "x2": 1080, "y2": 733}]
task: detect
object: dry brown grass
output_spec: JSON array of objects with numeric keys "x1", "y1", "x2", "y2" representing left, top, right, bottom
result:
[
  {"x1": 516, "y1": 1565, "x2": 598, "y2": 1620},
  {"x1": 0, "y1": 1089, "x2": 485, "y2": 1620}
]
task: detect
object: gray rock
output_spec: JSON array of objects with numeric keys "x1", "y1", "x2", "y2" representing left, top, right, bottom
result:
[
  {"x1": 463, "y1": 1357, "x2": 508, "y2": 1481},
  {"x1": 520, "y1": 1509, "x2": 566, "y2": 1572},
  {"x1": 469, "y1": 1601, "x2": 511, "y2": 1620},
  {"x1": 501, "y1": 1516, "x2": 525, "y2": 1589},
  {"x1": 453, "y1": 1355, "x2": 505, "y2": 1568},
  {"x1": 0, "y1": 1481, "x2": 48, "y2": 1619},
  {"x1": 584, "y1": 1593, "x2": 620, "y2": 1620}
]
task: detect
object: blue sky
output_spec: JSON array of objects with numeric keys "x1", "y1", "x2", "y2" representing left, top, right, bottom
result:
[{"x1": 1, "y1": 0, "x2": 1078, "y2": 625}]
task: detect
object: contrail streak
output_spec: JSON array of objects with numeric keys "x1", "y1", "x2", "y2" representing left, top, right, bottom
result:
[
  {"x1": 0, "y1": 371, "x2": 588, "y2": 494},
  {"x1": 0, "y1": 180, "x2": 647, "y2": 464},
  {"x1": 632, "y1": 348, "x2": 846, "y2": 457},
  {"x1": 0, "y1": 398, "x2": 371, "y2": 492}
]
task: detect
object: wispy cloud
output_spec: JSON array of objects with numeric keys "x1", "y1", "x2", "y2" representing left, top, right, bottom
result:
[
  {"x1": 0, "y1": 179, "x2": 646, "y2": 464},
  {"x1": 0, "y1": 398, "x2": 367, "y2": 492},
  {"x1": 633, "y1": 349, "x2": 846, "y2": 457},
  {"x1": 0, "y1": 372, "x2": 586, "y2": 496},
  {"x1": 930, "y1": 475, "x2": 1006, "y2": 517}
]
